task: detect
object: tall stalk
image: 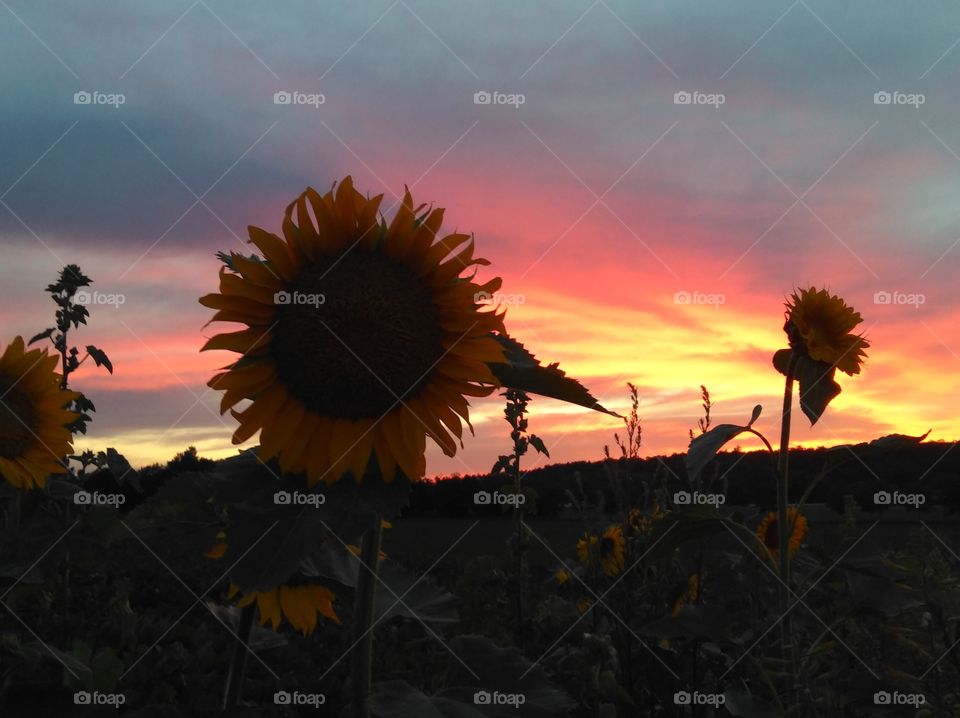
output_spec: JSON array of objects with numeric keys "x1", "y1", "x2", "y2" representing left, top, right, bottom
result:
[
  {"x1": 776, "y1": 353, "x2": 800, "y2": 708},
  {"x1": 349, "y1": 516, "x2": 383, "y2": 718},
  {"x1": 223, "y1": 602, "x2": 256, "y2": 709}
]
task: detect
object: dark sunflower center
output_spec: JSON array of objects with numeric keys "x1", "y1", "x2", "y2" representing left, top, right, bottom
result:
[
  {"x1": 270, "y1": 250, "x2": 444, "y2": 419},
  {"x1": 0, "y1": 376, "x2": 39, "y2": 459}
]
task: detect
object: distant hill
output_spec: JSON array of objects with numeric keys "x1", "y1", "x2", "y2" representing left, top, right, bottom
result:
[
  {"x1": 79, "y1": 441, "x2": 960, "y2": 518},
  {"x1": 409, "y1": 441, "x2": 960, "y2": 517}
]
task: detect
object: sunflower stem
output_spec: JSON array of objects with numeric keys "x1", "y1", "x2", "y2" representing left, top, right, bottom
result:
[
  {"x1": 349, "y1": 515, "x2": 383, "y2": 718},
  {"x1": 777, "y1": 353, "x2": 799, "y2": 708},
  {"x1": 223, "y1": 602, "x2": 256, "y2": 709}
]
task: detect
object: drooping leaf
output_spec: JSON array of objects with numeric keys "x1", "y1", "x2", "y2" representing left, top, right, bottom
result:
[
  {"x1": 794, "y1": 356, "x2": 840, "y2": 425},
  {"x1": 301, "y1": 546, "x2": 458, "y2": 623},
  {"x1": 102, "y1": 447, "x2": 141, "y2": 491},
  {"x1": 85, "y1": 345, "x2": 113, "y2": 373},
  {"x1": 28, "y1": 328, "x2": 54, "y2": 345},
  {"x1": 373, "y1": 563, "x2": 459, "y2": 624},
  {"x1": 686, "y1": 406, "x2": 762, "y2": 481},
  {"x1": 528, "y1": 435, "x2": 549, "y2": 457},
  {"x1": 774, "y1": 350, "x2": 840, "y2": 425},
  {"x1": 488, "y1": 334, "x2": 620, "y2": 417}
]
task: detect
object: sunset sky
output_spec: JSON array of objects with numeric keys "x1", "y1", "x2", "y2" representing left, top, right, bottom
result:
[{"x1": 2, "y1": 1, "x2": 958, "y2": 476}]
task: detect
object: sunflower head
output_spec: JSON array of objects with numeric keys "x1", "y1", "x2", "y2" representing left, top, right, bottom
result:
[
  {"x1": 0, "y1": 337, "x2": 80, "y2": 489},
  {"x1": 577, "y1": 524, "x2": 625, "y2": 577},
  {"x1": 626, "y1": 507, "x2": 652, "y2": 535},
  {"x1": 201, "y1": 177, "x2": 506, "y2": 486},
  {"x1": 757, "y1": 507, "x2": 808, "y2": 560},
  {"x1": 784, "y1": 287, "x2": 869, "y2": 376},
  {"x1": 229, "y1": 581, "x2": 340, "y2": 635}
]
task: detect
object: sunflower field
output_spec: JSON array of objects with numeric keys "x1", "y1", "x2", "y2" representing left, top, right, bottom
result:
[{"x1": 2, "y1": 178, "x2": 960, "y2": 718}]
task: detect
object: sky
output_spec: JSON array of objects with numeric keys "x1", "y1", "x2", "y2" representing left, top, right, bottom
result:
[{"x1": 2, "y1": 1, "x2": 958, "y2": 477}]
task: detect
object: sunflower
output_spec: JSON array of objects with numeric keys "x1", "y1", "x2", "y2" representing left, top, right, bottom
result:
[
  {"x1": 671, "y1": 573, "x2": 700, "y2": 617},
  {"x1": 201, "y1": 177, "x2": 505, "y2": 486},
  {"x1": 554, "y1": 568, "x2": 572, "y2": 584},
  {"x1": 577, "y1": 524, "x2": 625, "y2": 577},
  {"x1": 228, "y1": 582, "x2": 340, "y2": 635},
  {"x1": 757, "y1": 507, "x2": 808, "y2": 560},
  {"x1": 783, "y1": 287, "x2": 868, "y2": 375},
  {"x1": 0, "y1": 337, "x2": 80, "y2": 489},
  {"x1": 625, "y1": 508, "x2": 649, "y2": 535}
]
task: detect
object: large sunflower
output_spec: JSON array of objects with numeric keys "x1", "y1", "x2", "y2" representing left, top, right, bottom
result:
[
  {"x1": 577, "y1": 524, "x2": 625, "y2": 577},
  {"x1": 0, "y1": 337, "x2": 80, "y2": 490},
  {"x1": 228, "y1": 583, "x2": 340, "y2": 635},
  {"x1": 784, "y1": 287, "x2": 869, "y2": 376},
  {"x1": 757, "y1": 506, "x2": 808, "y2": 560},
  {"x1": 201, "y1": 177, "x2": 506, "y2": 485}
]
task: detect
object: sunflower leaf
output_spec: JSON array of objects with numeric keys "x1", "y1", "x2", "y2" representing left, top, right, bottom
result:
[
  {"x1": 528, "y1": 434, "x2": 549, "y2": 457},
  {"x1": 686, "y1": 416, "x2": 758, "y2": 481},
  {"x1": 28, "y1": 328, "x2": 54, "y2": 345},
  {"x1": 793, "y1": 355, "x2": 841, "y2": 425},
  {"x1": 436, "y1": 635, "x2": 577, "y2": 716},
  {"x1": 215, "y1": 452, "x2": 412, "y2": 592},
  {"x1": 85, "y1": 345, "x2": 113, "y2": 374},
  {"x1": 488, "y1": 334, "x2": 620, "y2": 417},
  {"x1": 641, "y1": 506, "x2": 758, "y2": 567}
]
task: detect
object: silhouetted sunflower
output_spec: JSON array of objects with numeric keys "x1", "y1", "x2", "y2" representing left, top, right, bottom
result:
[
  {"x1": 625, "y1": 508, "x2": 649, "y2": 535},
  {"x1": 0, "y1": 337, "x2": 80, "y2": 489},
  {"x1": 671, "y1": 574, "x2": 700, "y2": 616},
  {"x1": 577, "y1": 524, "x2": 625, "y2": 577},
  {"x1": 228, "y1": 582, "x2": 340, "y2": 635},
  {"x1": 201, "y1": 177, "x2": 506, "y2": 485},
  {"x1": 757, "y1": 507, "x2": 808, "y2": 560},
  {"x1": 784, "y1": 287, "x2": 868, "y2": 375}
]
